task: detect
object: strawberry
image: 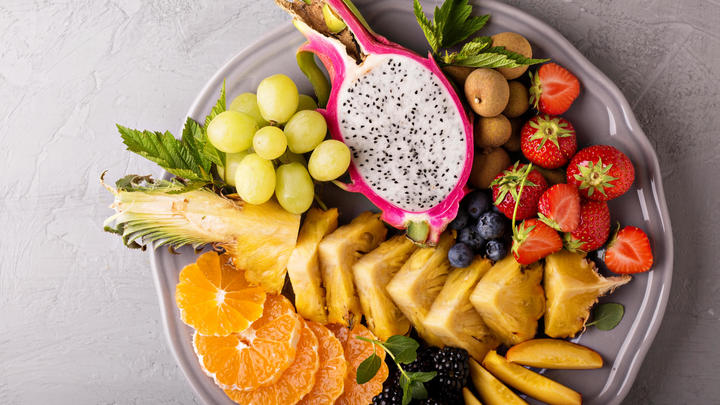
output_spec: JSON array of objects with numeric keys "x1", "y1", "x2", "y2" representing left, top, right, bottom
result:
[
  {"x1": 604, "y1": 226, "x2": 654, "y2": 274},
  {"x1": 521, "y1": 115, "x2": 577, "y2": 168},
  {"x1": 566, "y1": 145, "x2": 635, "y2": 201},
  {"x1": 512, "y1": 218, "x2": 563, "y2": 265},
  {"x1": 529, "y1": 63, "x2": 580, "y2": 115},
  {"x1": 563, "y1": 200, "x2": 610, "y2": 253},
  {"x1": 490, "y1": 162, "x2": 548, "y2": 220},
  {"x1": 537, "y1": 183, "x2": 581, "y2": 232}
]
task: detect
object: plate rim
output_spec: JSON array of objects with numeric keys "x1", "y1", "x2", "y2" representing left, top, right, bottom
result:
[{"x1": 150, "y1": 1, "x2": 674, "y2": 404}]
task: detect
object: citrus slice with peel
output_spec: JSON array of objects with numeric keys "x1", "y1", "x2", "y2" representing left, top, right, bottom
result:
[
  {"x1": 176, "y1": 251, "x2": 266, "y2": 336},
  {"x1": 194, "y1": 294, "x2": 302, "y2": 390},
  {"x1": 327, "y1": 323, "x2": 388, "y2": 405},
  {"x1": 298, "y1": 321, "x2": 347, "y2": 405},
  {"x1": 225, "y1": 320, "x2": 320, "y2": 405}
]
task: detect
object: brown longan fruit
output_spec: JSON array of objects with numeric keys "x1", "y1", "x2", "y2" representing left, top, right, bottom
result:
[
  {"x1": 503, "y1": 117, "x2": 524, "y2": 152},
  {"x1": 475, "y1": 114, "x2": 511, "y2": 148},
  {"x1": 464, "y1": 68, "x2": 510, "y2": 117},
  {"x1": 470, "y1": 147, "x2": 512, "y2": 189},
  {"x1": 503, "y1": 81, "x2": 530, "y2": 118},
  {"x1": 442, "y1": 65, "x2": 475, "y2": 86},
  {"x1": 491, "y1": 32, "x2": 532, "y2": 79}
]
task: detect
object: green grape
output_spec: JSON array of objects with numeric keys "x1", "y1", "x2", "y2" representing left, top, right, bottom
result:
[
  {"x1": 256, "y1": 74, "x2": 299, "y2": 124},
  {"x1": 228, "y1": 93, "x2": 269, "y2": 126},
  {"x1": 207, "y1": 111, "x2": 258, "y2": 153},
  {"x1": 218, "y1": 151, "x2": 250, "y2": 186},
  {"x1": 253, "y1": 126, "x2": 287, "y2": 160},
  {"x1": 275, "y1": 162, "x2": 314, "y2": 214},
  {"x1": 234, "y1": 153, "x2": 276, "y2": 205},
  {"x1": 308, "y1": 140, "x2": 351, "y2": 181},
  {"x1": 284, "y1": 110, "x2": 327, "y2": 154},
  {"x1": 296, "y1": 94, "x2": 318, "y2": 111},
  {"x1": 278, "y1": 150, "x2": 307, "y2": 165}
]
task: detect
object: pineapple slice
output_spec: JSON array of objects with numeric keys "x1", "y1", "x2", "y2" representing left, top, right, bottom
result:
[
  {"x1": 469, "y1": 256, "x2": 545, "y2": 346},
  {"x1": 544, "y1": 249, "x2": 631, "y2": 338},
  {"x1": 353, "y1": 235, "x2": 418, "y2": 340},
  {"x1": 318, "y1": 211, "x2": 387, "y2": 326},
  {"x1": 386, "y1": 233, "x2": 454, "y2": 346},
  {"x1": 287, "y1": 208, "x2": 339, "y2": 323},
  {"x1": 424, "y1": 257, "x2": 500, "y2": 361}
]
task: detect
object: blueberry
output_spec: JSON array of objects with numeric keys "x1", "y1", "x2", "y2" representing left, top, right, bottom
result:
[
  {"x1": 465, "y1": 190, "x2": 491, "y2": 219},
  {"x1": 457, "y1": 226, "x2": 485, "y2": 252},
  {"x1": 485, "y1": 239, "x2": 508, "y2": 261},
  {"x1": 448, "y1": 208, "x2": 470, "y2": 230},
  {"x1": 448, "y1": 243, "x2": 473, "y2": 268},
  {"x1": 476, "y1": 211, "x2": 508, "y2": 239}
]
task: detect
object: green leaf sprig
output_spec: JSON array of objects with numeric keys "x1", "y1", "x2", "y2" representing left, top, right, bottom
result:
[
  {"x1": 355, "y1": 335, "x2": 436, "y2": 405},
  {"x1": 413, "y1": 0, "x2": 549, "y2": 69},
  {"x1": 117, "y1": 82, "x2": 227, "y2": 191},
  {"x1": 586, "y1": 302, "x2": 624, "y2": 330}
]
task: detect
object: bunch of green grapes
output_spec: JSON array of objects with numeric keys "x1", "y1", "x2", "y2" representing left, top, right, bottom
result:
[{"x1": 208, "y1": 74, "x2": 351, "y2": 214}]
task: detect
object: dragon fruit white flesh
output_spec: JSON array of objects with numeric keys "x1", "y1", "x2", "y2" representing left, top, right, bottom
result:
[{"x1": 278, "y1": 0, "x2": 474, "y2": 244}]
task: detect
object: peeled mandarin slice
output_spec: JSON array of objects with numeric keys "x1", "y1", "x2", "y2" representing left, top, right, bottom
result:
[
  {"x1": 225, "y1": 320, "x2": 320, "y2": 405},
  {"x1": 176, "y1": 251, "x2": 266, "y2": 337},
  {"x1": 193, "y1": 294, "x2": 302, "y2": 390},
  {"x1": 327, "y1": 323, "x2": 388, "y2": 405},
  {"x1": 298, "y1": 321, "x2": 347, "y2": 405}
]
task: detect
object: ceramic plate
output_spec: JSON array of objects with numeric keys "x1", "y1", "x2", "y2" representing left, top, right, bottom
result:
[{"x1": 151, "y1": 1, "x2": 673, "y2": 404}]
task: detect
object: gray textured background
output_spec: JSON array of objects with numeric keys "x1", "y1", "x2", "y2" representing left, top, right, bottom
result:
[{"x1": 0, "y1": 0, "x2": 718, "y2": 404}]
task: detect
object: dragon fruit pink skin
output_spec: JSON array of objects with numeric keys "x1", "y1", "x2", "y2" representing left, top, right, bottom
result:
[{"x1": 283, "y1": 0, "x2": 474, "y2": 245}]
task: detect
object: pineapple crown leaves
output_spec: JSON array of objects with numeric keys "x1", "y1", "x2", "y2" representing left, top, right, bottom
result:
[
  {"x1": 528, "y1": 115, "x2": 573, "y2": 151},
  {"x1": 490, "y1": 161, "x2": 537, "y2": 207},
  {"x1": 572, "y1": 158, "x2": 619, "y2": 197},
  {"x1": 355, "y1": 335, "x2": 436, "y2": 405}
]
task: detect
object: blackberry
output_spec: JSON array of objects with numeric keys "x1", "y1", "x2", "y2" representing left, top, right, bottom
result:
[
  {"x1": 414, "y1": 398, "x2": 445, "y2": 405},
  {"x1": 426, "y1": 347, "x2": 470, "y2": 402},
  {"x1": 374, "y1": 364, "x2": 402, "y2": 405}
]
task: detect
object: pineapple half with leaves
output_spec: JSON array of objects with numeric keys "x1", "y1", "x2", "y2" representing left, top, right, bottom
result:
[
  {"x1": 544, "y1": 249, "x2": 631, "y2": 338},
  {"x1": 103, "y1": 178, "x2": 301, "y2": 293},
  {"x1": 470, "y1": 256, "x2": 545, "y2": 346},
  {"x1": 424, "y1": 257, "x2": 501, "y2": 361},
  {"x1": 287, "y1": 208, "x2": 339, "y2": 323},
  {"x1": 353, "y1": 235, "x2": 419, "y2": 341},
  {"x1": 318, "y1": 211, "x2": 387, "y2": 326},
  {"x1": 386, "y1": 233, "x2": 455, "y2": 347}
]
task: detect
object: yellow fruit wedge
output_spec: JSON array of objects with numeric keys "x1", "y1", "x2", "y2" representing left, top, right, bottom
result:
[
  {"x1": 319, "y1": 211, "x2": 387, "y2": 326},
  {"x1": 469, "y1": 256, "x2": 545, "y2": 346},
  {"x1": 353, "y1": 235, "x2": 418, "y2": 340},
  {"x1": 469, "y1": 359, "x2": 528, "y2": 405},
  {"x1": 506, "y1": 339, "x2": 603, "y2": 369},
  {"x1": 544, "y1": 250, "x2": 631, "y2": 338},
  {"x1": 386, "y1": 233, "x2": 454, "y2": 346},
  {"x1": 424, "y1": 257, "x2": 500, "y2": 361},
  {"x1": 482, "y1": 350, "x2": 582, "y2": 405},
  {"x1": 287, "y1": 208, "x2": 339, "y2": 323},
  {"x1": 463, "y1": 387, "x2": 484, "y2": 405}
]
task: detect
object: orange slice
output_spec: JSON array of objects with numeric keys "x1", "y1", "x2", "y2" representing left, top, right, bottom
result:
[
  {"x1": 193, "y1": 294, "x2": 302, "y2": 390},
  {"x1": 176, "y1": 251, "x2": 266, "y2": 336},
  {"x1": 225, "y1": 320, "x2": 320, "y2": 405},
  {"x1": 298, "y1": 321, "x2": 347, "y2": 405},
  {"x1": 327, "y1": 323, "x2": 388, "y2": 405}
]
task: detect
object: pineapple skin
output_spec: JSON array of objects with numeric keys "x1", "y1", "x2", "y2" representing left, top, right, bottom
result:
[
  {"x1": 353, "y1": 235, "x2": 418, "y2": 341},
  {"x1": 386, "y1": 233, "x2": 454, "y2": 347},
  {"x1": 318, "y1": 212, "x2": 387, "y2": 326},
  {"x1": 287, "y1": 208, "x2": 339, "y2": 323},
  {"x1": 544, "y1": 250, "x2": 631, "y2": 338},
  {"x1": 424, "y1": 257, "x2": 501, "y2": 361},
  {"x1": 469, "y1": 256, "x2": 545, "y2": 347}
]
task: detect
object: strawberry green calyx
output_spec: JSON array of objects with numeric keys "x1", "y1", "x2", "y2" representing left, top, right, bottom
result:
[
  {"x1": 491, "y1": 162, "x2": 537, "y2": 208},
  {"x1": 527, "y1": 115, "x2": 573, "y2": 151},
  {"x1": 529, "y1": 70, "x2": 542, "y2": 110},
  {"x1": 572, "y1": 158, "x2": 619, "y2": 197},
  {"x1": 538, "y1": 212, "x2": 561, "y2": 231},
  {"x1": 511, "y1": 220, "x2": 536, "y2": 256},
  {"x1": 563, "y1": 232, "x2": 586, "y2": 253}
]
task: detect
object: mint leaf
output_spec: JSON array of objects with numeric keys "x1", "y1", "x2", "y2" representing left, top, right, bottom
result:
[
  {"x1": 399, "y1": 373, "x2": 412, "y2": 405},
  {"x1": 458, "y1": 36, "x2": 492, "y2": 57},
  {"x1": 454, "y1": 46, "x2": 549, "y2": 68},
  {"x1": 586, "y1": 303, "x2": 624, "y2": 330},
  {"x1": 413, "y1": 0, "x2": 440, "y2": 53},
  {"x1": 383, "y1": 335, "x2": 420, "y2": 364},
  {"x1": 356, "y1": 353, "x2": 382, "y2": 384},
  {"x1": 204, "y1": 81, "x2": 226, "y2": 128},
  {"x1": 409, "y1": 379, "x2": 429, "y2": 400},
  {"x1": 406, "y1": 371, "x2": 437, "y2": 383},
  {"x1": 436, "y1": 0, "x2": 489, "y2": 48}
]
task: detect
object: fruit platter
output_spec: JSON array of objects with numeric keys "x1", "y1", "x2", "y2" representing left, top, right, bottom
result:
[{"x1": 103, "y1": 0, "x2": 673, "y2": 404}]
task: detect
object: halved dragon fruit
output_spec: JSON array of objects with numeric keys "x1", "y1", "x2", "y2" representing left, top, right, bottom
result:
[{"x1": 278, "y1": 0, "x2": 474, "y2": 244}]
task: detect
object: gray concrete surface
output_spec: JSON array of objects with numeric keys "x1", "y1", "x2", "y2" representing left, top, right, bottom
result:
[{"x1": 0, "y1": 0, "x2": 718, "y2": 404}]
